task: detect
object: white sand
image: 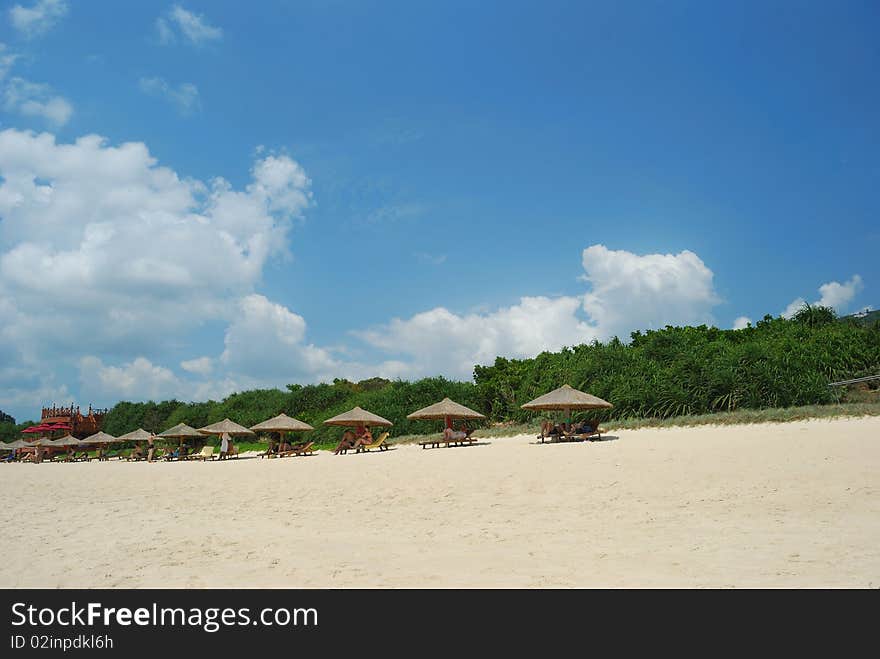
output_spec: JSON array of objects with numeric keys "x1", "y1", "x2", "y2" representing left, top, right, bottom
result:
[{"x1": 1, "y1": 416, "x2": 878, "y2": 588}]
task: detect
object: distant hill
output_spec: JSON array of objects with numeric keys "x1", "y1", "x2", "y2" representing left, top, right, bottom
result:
[{"x1": 842, "y1": 308, "x2": 880, "y2": 326}]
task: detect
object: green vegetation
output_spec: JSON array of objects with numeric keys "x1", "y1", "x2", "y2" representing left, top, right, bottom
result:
[{"x1": 6, "y1": 307, "x2": 879, "y2": 447}]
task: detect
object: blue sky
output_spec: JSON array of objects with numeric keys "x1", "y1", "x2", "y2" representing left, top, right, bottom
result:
[{"x1": 0, "y1": 1, "x2": 877, "y2": 422}]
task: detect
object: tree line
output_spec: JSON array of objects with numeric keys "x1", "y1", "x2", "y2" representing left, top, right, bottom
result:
[{"x1": 2, "y1": 306, "x2": 878, "y2": 443}]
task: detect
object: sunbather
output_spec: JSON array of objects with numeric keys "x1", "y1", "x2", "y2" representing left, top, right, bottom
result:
[
  {"x1": 570, "y1": 420, "x2": 594, "y2": 435},
  {"x1": 443, "y1": 422, "x2": 473, "y2": 442},
  {"x1": 539, "y1": 420, "x2": 568, "y2": 439},
  {"x1": 334, "y1": 426, "x2": 371, "y2": 454}
]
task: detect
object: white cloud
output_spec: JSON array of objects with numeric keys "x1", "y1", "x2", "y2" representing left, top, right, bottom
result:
[
  {"x1": 2, "y1": 76, "x2": 72, "y2": 127},
  {"x1": 357, "y1": 296, "x2": 596, "y2": 380},
  {"x1": 156, "y1": 5, "x2": 223, "y2": 46},
  {"x1": 782, "y1": 275, "x2": 864, "y2": 318},
  {"x1": 9, "y1": 0, "x2": 68, "y2": 39},
  {"x1": 817, "y1": 275, "x2": 863, "y2": 310},
  {"x1": 357, "y1": 245, "x2": 721, "y2": 380},
  {"x1": 0, "y1": 129, "x2": 312, "y2": 414},
  {"x1": 219, "y1": 294, "x2": 340, "y2": 382},
  {"x1": 365, "y1": 202, "x2": 427, "y2": 224},
  {"x1": 580, "y1": 245, "x2": 719, "y2": 337},
  {"x1": 732, "y1": 316, "x2": 751, "y2": 330},
  {"x1": 79, "y1": 356, "x2": 181, "y2": 401},
  {"x1": 139, "y1": 77, "x2": 200, "y2": 116},
  {"x1": 180, "y1": 356, "x2": 213, "y2": 376},
  {"x1": 414, "y1": 251, "x2": 447, "y2": 265}
]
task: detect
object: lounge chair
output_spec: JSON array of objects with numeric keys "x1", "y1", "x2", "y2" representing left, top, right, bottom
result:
[
  {"x1": 560, "y1": 420, "x2": 604, "y2": 442},
  {"x1": 277, "y1": 441, "x2": 315, "y2": 458},
  {"x1": 419, "y1": 432, "x2": 478, "y2": 449},
  {"x1": 355, "y1": 432, "x2": 390, "y2": 453},
  {"x1": 188, "y1": 446, "x2": 215, "y2": 461}
]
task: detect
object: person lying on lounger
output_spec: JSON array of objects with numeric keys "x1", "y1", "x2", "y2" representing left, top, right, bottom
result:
[
  {"x1": 539, "y1": 421, "x2": 569, "y2": 439},
  {"x1": 443, "y1": 422, "x2": 473, "y2": 442},
  {"x1": 569, "y1": 420, "x2": 594, "y2": 435}
]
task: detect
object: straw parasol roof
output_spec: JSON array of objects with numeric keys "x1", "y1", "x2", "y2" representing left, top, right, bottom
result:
[
  {"x1": 198, "y1": 419, "x2": 255, "y2": 436},
  {"x1": 323, "y1": 406, "x2": 393, "y2": 428},
  {"x1": 47, "y1": 434, "x2": 81, "y2": 447},
  {"x1": 118, "y1": 428, "x2": 154, "y2": 442},
  {"x1": 81, "y1": 431, "x2": 119, "y2": 445},
  {"x1": 250, "y1": 413, "x2": 314, "y2": 433},
  {"x1": 157, "y1": 423, "x2": 203, "y2": 439},
  {"x1": 407, "y1": 397, "x2": 486, "y2": 421},
  {"x1": 521, "y1": 384, "x2": 612, "y2": 411},
  {"x1": 3, "y1": 438, "x2": 27, "y2": 450}
]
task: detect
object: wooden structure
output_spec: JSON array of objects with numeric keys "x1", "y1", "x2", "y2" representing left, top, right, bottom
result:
[{"x1": 38, "y1": 404, "x2": 108, "y2": 439}]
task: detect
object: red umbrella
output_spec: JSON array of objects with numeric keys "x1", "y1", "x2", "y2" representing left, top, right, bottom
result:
[{"x1": 22, "y1": 426, "x2": 44, "y2": 433}]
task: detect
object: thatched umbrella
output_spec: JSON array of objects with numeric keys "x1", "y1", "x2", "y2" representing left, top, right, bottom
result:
[
  {"x1": 82, "y1": 431, "x2": 119, "y2": 445},
  {"x1": 323, "y1": 407, "x2": 393, "y2": 428},
  {"x1": 521, "y1": 384, "x2": 612, "y2": 426},
  {"x1": 250, "y1": 414, "x2": 313, "y2": 451},
  {"x1": 118, "y1": 428, "x2": 154, "y2": 442},
  {"x1": 3, "y1": 438, "x2": 27, "y2": 450},
  {"x1": 407, "y1": 397, "x2": 485, "y2": 429},
  {"x1": 250, "y1": 413, "x2": 314, "y2": 433},
  {"x1": 198, "y1": 419, "x2": 254, "y2": 459},
  {"x1": 198, "y1": 418, "x2": 255, "y2": 437},
  {"x1": 47, "y1": 434, "x2": 80, "y2": 447},
  {"x1": 156, "y1": 423, "x2": 204, "y2": 455}
]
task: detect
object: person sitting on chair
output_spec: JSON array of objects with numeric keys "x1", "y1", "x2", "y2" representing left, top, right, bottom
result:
[{"x1": 351, "y1": 426, "x2": 374, "y2": 451}]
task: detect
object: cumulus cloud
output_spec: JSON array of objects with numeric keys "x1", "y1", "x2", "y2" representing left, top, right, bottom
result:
[
  {"x1": 0, "y1": 129, "x2": 312, "y2": 414},
  {"x1": 357, "y1": 296, "x2": 596, "y2": 380},
  {"x1": 79, "y1": 356, "x2": 181, "y2": 401},
  {"x1": 782, "y1": 275, "x2": 864, "y2": 318},
  {"x1": 732, "y1": 316, "x2": 751, "y2": 330},
  {"x1": 156, "y1": 5, "x2": 223, "y2": 46},
  {"x1": 580, "y1": 245, "x2": 719, "y2": 337},
  {"x1": 2, "y1": 76, "x2": 72, "y2": 127},
  {"x1": 219, "y1": 295, "x2": 340, "y2": 382},
  {"x1": 180, "y1": 356, "x2": 213, "y2": 376},
  {"x1": 9, "y1": 0, "x2": 68, "y2": 39},
  {"x1": 356, "y1": 245, "x2": 721, "y2": 380},
  {"x1": 139, "y1": 77, "x2": 200, "y2": 116}
]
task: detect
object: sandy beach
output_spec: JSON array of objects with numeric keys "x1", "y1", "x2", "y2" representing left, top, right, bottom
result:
[{"x1": 1, "y1": 416, "x2": 878, "y2": 588}]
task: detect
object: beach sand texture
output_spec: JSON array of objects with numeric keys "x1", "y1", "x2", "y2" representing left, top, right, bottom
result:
[{"x1": 1, "y1": 417, "x2": 878, "y2": 588}]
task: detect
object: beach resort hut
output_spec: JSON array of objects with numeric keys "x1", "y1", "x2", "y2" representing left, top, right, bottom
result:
[
  {"x1": 521, "y1": 384, "x2": 612, "y2": 443},
  {"x1": 250, "y1": 414, "x2": 314, "y2": 456}
]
